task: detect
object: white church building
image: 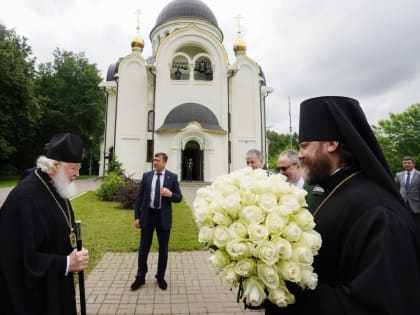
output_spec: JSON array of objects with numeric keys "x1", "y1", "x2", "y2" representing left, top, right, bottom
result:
[{"x1": 99, "y1": 0, "x2": 272, "y2": 181}]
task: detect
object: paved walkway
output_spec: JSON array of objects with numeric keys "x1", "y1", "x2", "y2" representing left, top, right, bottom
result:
[
  {"x1": 79, "y1": 251, "x2": 263, "y2": 315},
  {"x1": 1, "y1": 179, "x2": 264, "y2": 314}
]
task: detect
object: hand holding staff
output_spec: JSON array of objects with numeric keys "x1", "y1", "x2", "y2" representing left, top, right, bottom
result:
[{"x1": 75, "y1": 221, "x2": 87, "y2": 315}]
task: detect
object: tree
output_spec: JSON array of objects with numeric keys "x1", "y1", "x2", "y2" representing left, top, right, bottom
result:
[
  {"x1": 35, "y1": 49, "x2": 105, "y2": 174},
  {"x1": 373, "y1": 103, "x2": 420, "y2": 174},
  {"x1": 266, "y1": 130, "x2": 299, "y2": 170},
  {"x1": 0, "y1": 24, "x2": 41, "y2": 172}
]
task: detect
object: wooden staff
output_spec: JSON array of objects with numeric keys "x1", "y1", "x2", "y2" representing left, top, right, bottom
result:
[{"x1": 75, "y1": 221, "x2": 86, "y2": 315}]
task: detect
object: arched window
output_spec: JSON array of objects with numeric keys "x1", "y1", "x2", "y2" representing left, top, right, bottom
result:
[
  {"x1": 194, "y1": 56, "x2": 213, "y2": 81},
  {"x1": 170, "y1": 56, "x2": 189, "y2": 80}
]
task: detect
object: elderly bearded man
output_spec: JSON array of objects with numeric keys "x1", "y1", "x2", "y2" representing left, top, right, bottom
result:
[{"x1": 0, "y1": 133, "x2": 89, "y2": 315}]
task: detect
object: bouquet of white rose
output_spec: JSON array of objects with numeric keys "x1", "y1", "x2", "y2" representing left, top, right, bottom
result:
[{"x1": 193, "y1": 167, "x2": 322, "y2": 308}]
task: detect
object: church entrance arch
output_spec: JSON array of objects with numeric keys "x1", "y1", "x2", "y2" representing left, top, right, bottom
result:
[{"x1": 181, "y1": 140, "x2": 203, "y2": 181}]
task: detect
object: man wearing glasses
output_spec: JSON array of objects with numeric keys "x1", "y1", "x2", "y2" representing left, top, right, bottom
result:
[{"x1": 277, "y1": 150, "x2": 324, "y2": 212}]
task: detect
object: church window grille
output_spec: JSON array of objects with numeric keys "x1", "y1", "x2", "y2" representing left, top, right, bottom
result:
[
  {"x1": 194, "y1": 57, "x2": 213, "y2": 81},
  {"x1": 170, "y1": 56, "x2": 189, "y2": 80}
]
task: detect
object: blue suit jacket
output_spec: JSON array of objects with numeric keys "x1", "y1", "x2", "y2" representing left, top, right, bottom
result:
[{"x1": 134, "y1": 170, "x2": 182, "y2": 230}]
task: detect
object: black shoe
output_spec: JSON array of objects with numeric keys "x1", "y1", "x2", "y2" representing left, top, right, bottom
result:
[
  {"x1": 130, "y1": 278, "x2": 145, "y2": 291},
  {"x1": 155, "y1": 275, "x2": 167, "y2": 290}
]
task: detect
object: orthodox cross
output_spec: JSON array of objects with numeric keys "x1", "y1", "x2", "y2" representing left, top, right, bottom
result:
[{"x1": 234, "y1": 14, "x2": 244, "y2": 39}]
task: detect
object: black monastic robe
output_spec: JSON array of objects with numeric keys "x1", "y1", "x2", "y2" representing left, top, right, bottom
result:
[
  {"x1": 267, "y1": 170, "x2": 420, "y2": 314},
  {"x1": 0, "y1": 170, "x2": 77, "y2": 315}
]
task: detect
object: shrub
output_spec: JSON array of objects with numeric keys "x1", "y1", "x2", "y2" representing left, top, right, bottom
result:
[
  {"x1": 107, "y1": 155, "x2": 123, "y2": 175},
  {"x1": 96, "y1": 172, "x2": 125, "y2": 201},
  {"x1": 114, "y1": 177, "x2": 141, "y2": 209}
]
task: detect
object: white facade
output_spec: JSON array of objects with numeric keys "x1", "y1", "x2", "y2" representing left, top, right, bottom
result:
[{"x1": 99, "y1": 0, "x2": 271, "y2": 181}]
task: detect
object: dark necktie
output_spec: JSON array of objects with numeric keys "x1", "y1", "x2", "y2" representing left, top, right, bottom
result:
[
  {"x1": 154, "y1": 173, "x2": 161, "y2": 209},
  {"x1": 405, "y1": 171, "x2": 411, "y2": 191}
]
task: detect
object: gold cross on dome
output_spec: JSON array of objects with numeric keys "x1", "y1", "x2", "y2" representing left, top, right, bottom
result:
[
  {"x1": 234, "y1": 14, "x2": 243, "y2": 38},
  {"x1": 134, "y1": 9, "x2": 143, "y2": 33}
]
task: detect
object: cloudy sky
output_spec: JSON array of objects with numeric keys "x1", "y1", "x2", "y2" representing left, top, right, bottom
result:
[{"x1": 1, "y1": 0, "x2": 419, "y2": 134}]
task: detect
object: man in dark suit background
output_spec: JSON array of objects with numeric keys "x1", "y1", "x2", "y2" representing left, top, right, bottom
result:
[{"x1": 131, "y1": 152, "x2": 182, "y2": 291}]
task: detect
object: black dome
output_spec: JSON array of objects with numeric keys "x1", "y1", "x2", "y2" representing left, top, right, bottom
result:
[
  {"x1": 157, "y1": 103, "x2": 225, "y2": 132},
  {"x1": 155, "y1": 0, "x2": 219, "y2": 27},
  {"x1": 106, "y1": 58, "x2": 122, "y2": 81}
]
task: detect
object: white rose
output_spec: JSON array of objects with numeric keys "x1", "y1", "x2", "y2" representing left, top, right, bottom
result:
[
  {"x1": 294, "y1": 188, "x2": 308, "y2": 207},
  {"x1": 242, "y1": 276, "x2": 267, "y2": 307},
  {"x1": 275, "y1": 204, "x2": 294, "y2": 216},
  {"x1": 280, "y1": 195, "x2": 301, "y2": 213},
  {"x1": 222, "y1": 193, "x2": 241, "y2": 219},
  {"x1": 229, "y1": 220, "x2": 249, "y2": 239},
  {"x1": 270, "y1": 174, "x2": 290, "y2": 193},
  {"x1": 266, "y1": 213, "x2": 286, "y2": 234},
  {"x1": 196, "y1": 186, "x2": 209, "y2": 198},
  {"x1": 226, "y1": 240, "x2": 251, "y2": 259},
  {"x1": 193, "y1": 200, "x2": 212, "y2": 225},
  {"x1": 213, "y1": 226, "x2": 231, "y2": 248},
  {"x1": 198, "y1": 226, "x2": 214, "y2": 244},
  {"x1": 209, "y1": 195, "x2": 224, "y2": 213},
  {"x1": 267, "y1": 282, "x2": 296, "y2": 307},
  {"x1": 248, "y1": 223, "x2": 269, "y2": 243},
  {"x1": 278, "y1": 260, "x2": 301, "y2": 283},
  {"x1": 257, "y1": 262, "x2": 280, "y2": 289},
  {"x1": 267, "y1": 286, "x2": 288, "y2": 307},
  {"x1": 241, "y1": 189, "x2": 258, "y2": 206},
  {"x1": 292, "y1": 209, "x2": 316, "y2": 231},
  {"x1": 239, "y1": 206, "x2": 264, "y2": 224},
  {"x1": 221, "y1": 264, "x2": 240, "y2": 287},
  {"x1": 258, "y1": 193, "x2": 278, "y2": 213},
  {"x1": 254, "y1": 240, "x2": 280, "y2": 266},
  {"x1": 298, "y1": 265, "x2": 318, "y2": 290},
  {"x1": 254, "y1": 177, "x2": 274, "y2": 195},
  {"x1": 208, "y1": 249, "x2": 231, "y2": 270},
  {"x1": 301, "y1": 230, "x2": 322, "y2": 255},
  {"x1": 283, "y1": 222, "x2": 302, "y2": 242},
  {"x1": 292, "y1": 245, "x2": 314, "y2": 264},
  {"x1": 271, "y1": 236, "x2": 293, "y2": 260},
  {"x1": 234, "y1": 258, "x2": 256, "y2": 277},
  {"x1": 212, "y1": 211, "x2": 233, "y2": 226}
]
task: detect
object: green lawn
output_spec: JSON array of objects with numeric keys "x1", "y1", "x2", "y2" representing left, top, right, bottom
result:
[
  {"x1": 71, "y1": 191, "x2": 203, "y2": 274},
  {"x1": 0, "y1": 176, "x2": 19, "y2": 187}
]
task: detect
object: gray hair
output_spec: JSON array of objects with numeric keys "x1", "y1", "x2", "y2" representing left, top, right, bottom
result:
[
  {"x1": 279, "y1": 150, "x2": 300, "y2": 164},
  {"x1": 246, "y1": 149, "x2": 264, "y2": 161},
  {"x1": 36, "y1": 155, "x2": 56, "y2": 174}
]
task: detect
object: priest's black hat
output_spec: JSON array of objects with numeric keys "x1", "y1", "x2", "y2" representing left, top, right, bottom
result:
[
  {"x1": 46, "y1": 133, "x2": 84, "y2": 163},
  {"x1": 298, "y1": 96, "x2": 406, "y2": 207}
]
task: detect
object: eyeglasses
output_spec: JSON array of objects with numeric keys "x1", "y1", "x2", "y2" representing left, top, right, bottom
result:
[{"x1": 276, "y1": 164, "x2": 295, "y2": 172}]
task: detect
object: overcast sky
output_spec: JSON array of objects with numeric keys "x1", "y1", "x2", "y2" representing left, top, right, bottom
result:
[{"x1": 1, "y1": 0, "x2": 419, "y2": 134}]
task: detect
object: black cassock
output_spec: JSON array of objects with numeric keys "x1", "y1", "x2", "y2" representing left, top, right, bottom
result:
[
  {"x1": 0, "y1": 170, "x2": 77, "y2": 315},
  {"x1": 266, "y1": 170, "x2": 420, "y2": 315}
]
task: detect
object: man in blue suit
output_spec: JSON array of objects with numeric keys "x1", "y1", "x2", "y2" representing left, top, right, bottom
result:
[{"x1": 131, "y1": 152, "x2": 182, "y2": 291}]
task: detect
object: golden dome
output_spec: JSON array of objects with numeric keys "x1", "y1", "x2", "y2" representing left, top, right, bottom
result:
[
  {"x1": 233, "y1": 38, "x2": 247, "y2": 54},
  {"x1": 131, "y1": 35, "x2": 144, "y2": 50}
]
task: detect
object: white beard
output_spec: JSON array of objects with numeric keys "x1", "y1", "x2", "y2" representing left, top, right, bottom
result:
[{"x1": 52, "y1": 166, "x2": 77, "y2": 199}]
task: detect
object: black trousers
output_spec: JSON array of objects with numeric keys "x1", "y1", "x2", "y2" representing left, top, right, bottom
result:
[{"x1": 136, "y1": 209, "x2": 170, "y2": 280}]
